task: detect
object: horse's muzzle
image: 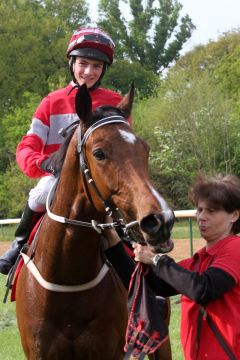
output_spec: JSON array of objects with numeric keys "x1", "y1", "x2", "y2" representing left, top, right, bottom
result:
[{"x1": 140, "y1": 211, "x2": 175, "y2": 253}]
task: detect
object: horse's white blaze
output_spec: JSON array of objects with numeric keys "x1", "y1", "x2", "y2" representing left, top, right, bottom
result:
[
  {"x1": 150, "y1": 185, "x2": 172, "y2": 220},
  {"x1": 118, "y1": 129, "x2": 136, "y2": 144}
]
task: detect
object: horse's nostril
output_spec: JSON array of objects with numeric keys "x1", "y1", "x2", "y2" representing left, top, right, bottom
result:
[{"x1": 140, "y1": 214, "x2": 162, "y2": 235}]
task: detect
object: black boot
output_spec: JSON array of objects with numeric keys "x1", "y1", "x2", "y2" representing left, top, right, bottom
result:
[{"x1": 0, "y1": 203, "x2": 42, "y2": 275}]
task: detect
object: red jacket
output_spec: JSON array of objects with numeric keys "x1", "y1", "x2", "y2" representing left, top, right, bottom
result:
[
  {"x1": 16, "y1": 83, "x2": 124, "y2": 178},
  {"x1": 179, "y1": 235, "x2": 240, "y2": 360}
]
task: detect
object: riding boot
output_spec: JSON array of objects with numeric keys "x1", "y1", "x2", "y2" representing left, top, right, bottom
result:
[{"x1": 0, "y1": 203, "x2": 43, "y2": 275}]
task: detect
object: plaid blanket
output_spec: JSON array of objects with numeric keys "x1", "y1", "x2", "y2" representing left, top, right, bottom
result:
[{"x1": 124, "y1": 262, "x2": 169, "y2": 359}]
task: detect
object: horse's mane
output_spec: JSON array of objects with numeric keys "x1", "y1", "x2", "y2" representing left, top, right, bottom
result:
[
  {"x1": 93, "y1": 105, "x2": 125, "y2": 121},
  {"x1": 47, "y1": 106, "x2": 125, "y2": 177},
  {"x1": 46, "y1": 128, "x2": 76, "y2": 177}
]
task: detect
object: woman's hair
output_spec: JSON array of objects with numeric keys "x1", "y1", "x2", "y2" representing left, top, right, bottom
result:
[{"x1": 189, "y1": 173, "x2": 240, "y2": 234}]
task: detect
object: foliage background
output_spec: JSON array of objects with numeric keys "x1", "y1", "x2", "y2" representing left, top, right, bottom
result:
[{"x1": 0, "y1": 0, "x2": 239, "y2": 216}]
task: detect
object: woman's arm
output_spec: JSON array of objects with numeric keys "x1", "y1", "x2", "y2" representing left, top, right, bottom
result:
[
  {"x1": 133, "y1": 243, "x2": 235, "y2": 305},
  {"x1": 105, "y1": 242, "x2": 179, "y2": 296},
  {"x1": 105, "y1": 242, "x2": 135, "y2": 289},
  {"x1": 152, "y1": 255, "x2": 235, "y2": 305}
]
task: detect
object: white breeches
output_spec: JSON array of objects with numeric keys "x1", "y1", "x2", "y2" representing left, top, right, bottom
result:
[{"x1": 28, "y1": 175, "x2": 56, "y2": 212}]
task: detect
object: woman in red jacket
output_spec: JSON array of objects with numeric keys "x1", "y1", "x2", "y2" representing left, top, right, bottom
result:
[
  {"x1": 105, "y1": 174, "x2": 240, "y2": 359},
  {"x1": 0, "y1": 27, "x2": 126, "y2": 275}
]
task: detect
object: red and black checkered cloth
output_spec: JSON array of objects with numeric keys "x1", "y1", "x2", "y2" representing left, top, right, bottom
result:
[{"x1": 124, "y1": 262, "x2": 169, "y2": 359}]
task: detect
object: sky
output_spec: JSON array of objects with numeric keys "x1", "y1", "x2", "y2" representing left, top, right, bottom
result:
[
  {"x1": 179, "y1": 0, "x2": 240, "y2": 54},
  {"x1": 88, "y1": 0, "x2": 240, "y2": 55}
]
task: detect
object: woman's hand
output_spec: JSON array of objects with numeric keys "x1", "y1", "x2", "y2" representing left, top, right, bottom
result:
[{"x1": 132, "y1": 243, "x2": 156, "y2": 265}]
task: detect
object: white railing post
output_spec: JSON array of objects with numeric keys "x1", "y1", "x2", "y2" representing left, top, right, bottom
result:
[{"x1": 174, "y1": 210, "x2": 197, "y2": 256}]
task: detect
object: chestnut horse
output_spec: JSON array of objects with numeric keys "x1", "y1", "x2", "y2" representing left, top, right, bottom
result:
[{"x1": 15, "y1": 84, "x2": 174, "y2": 360}]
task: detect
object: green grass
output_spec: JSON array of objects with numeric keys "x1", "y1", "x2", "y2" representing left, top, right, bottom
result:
[
  {"x1": 172, "y1": 218, "x2": 200, "y2": 239},
  {"x1": 0, "y1": 224, "x2": 17, "y2": 242},
  {"x1": 169, "y1": 296, "x2": 184, "y2": 359},
  {"x1": 0, "y1": 276, "x2": 25, "y2": 359}
]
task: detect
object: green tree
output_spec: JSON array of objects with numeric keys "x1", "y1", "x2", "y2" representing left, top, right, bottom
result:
[
  {"x1": 0, "y1": 92, "x2": 41, "y2": 216},
  {"x1": 1, "y1": 92, "x2": 41, "y2": 164},
  {"x1": 0, "y1": 0, "x2": 89, "y2": 115},
  {"x1": 175, "y1": 30, "x2": 240, "y2": 97},
  {"x1": 214, "y1": 34, "x2": 240, "y2": 99},
  {"x1": 97, "y1": 0, "x2": 195, "y2": 73},
  {"x1": 0, "y1": 163, "x2": 35, "y2": 217},
  {"x1": 102, "y1": 60, "x2": 161, "y2": 98},
  {"x1": 132, "y1": 56, "x2": 235, "y2": 208}
]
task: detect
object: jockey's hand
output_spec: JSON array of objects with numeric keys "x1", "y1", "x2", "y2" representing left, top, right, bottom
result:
[{"x1": 40, "y1": 158, "x2": 56, "y2": 176}]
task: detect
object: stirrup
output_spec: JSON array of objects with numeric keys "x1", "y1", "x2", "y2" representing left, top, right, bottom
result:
[{"x1": 3, "y1": 253, "x2": 22, "y2": 303}]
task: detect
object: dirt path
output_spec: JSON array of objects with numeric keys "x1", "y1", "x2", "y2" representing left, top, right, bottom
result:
[
  {"x1": 0, "y1": 242, "x2": 11, "y2": 255},
  {"x1": 170, "y1": 237, "x2": 205, "y2": 260}
]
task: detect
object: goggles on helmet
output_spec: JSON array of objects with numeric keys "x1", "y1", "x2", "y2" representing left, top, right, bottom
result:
[{"x1": 69, "y1": 33, "x2": 115, "y2": 50}]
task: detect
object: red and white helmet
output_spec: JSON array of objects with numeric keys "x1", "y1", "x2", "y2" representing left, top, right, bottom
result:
[{"x1": 67, "y1": 27, "x2": 115, "y2": 65}]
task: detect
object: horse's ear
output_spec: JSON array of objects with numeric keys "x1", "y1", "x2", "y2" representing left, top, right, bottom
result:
[
  {"x1": 117, "y1": 83, "x2": 135, "y2": 117},
  {"x1": 75, "y1": 84, "x2": 92, "y2": 124}
]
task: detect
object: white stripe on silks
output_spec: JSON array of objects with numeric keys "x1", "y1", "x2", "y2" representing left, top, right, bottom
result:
[
  {"x1": 27, "y1": 118, "x2": 49, "y2": 145},
  {"x1": 48, "y1": 113, "x2": 79, "y2": 144},
  {"x1": 21, "y1": 252, "x2": 109, "y2": 292},
  {"x1": 27, "y1": 114, "x2": 80, "y2": 146}
]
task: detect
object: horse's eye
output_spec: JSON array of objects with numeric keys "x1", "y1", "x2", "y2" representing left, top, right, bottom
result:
[{"x1": 93, "y1": 149, "x2": 106, "y2": 160}]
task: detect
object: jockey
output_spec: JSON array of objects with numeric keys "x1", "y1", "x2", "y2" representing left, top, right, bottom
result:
[{"x1": 0, "y1": 27, "x2": 126, "y2": 275}]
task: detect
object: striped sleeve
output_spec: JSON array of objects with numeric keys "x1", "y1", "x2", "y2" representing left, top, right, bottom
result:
[{"x1": 16, "y1": 134, "x2": 49, "y2": 178}]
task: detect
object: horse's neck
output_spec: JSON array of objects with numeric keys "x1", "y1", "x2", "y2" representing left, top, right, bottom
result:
[{"x1": 36, "y1": 162, "x2": 104, "y2": 284}]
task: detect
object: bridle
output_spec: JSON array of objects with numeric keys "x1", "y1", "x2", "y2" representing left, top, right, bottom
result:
[{"x1": 46, "y1": 115, "x2": 139, "y2": 236}]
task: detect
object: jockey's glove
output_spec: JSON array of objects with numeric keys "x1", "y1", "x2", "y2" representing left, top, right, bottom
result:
[{"x1": 40, "y1": 158, "x2": 56, "y2": 176}]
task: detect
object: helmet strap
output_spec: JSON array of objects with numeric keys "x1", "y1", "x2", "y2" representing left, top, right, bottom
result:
[{"x1": 69, "y1": 57, "x2": 77, "y2": 84}]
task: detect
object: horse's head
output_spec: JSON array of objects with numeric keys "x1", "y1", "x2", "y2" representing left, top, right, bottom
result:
[{"x1": 72, "y1": 84, "x2": 174, "y2": 253}]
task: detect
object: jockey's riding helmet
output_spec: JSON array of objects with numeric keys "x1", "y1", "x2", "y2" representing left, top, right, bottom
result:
[{"x1": 67, "y1": 27, "x2": 115, "y2": 65}]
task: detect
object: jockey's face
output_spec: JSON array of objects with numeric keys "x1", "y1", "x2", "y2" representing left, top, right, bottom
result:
[{"x1": 73, "y1": 57, "x2": 104, "y2": 88}]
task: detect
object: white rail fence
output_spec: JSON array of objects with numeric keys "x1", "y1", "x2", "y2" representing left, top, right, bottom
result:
[{"x1": 0, "y1": 210, "x2": 198, "y2": 256}]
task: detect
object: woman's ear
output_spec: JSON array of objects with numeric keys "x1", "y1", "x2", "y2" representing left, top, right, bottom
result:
[{"x1": 231, "y1": 210, "x2": 240, "y2": 223}]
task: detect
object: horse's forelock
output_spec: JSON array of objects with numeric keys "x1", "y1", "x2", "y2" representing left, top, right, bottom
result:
[{"x1": 93, "y1": 106, "x2": 125, "y2": 122}]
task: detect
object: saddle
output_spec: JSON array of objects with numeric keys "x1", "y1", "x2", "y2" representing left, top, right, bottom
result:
[{"x1": 4, "y1": 216, "x2": 44, "y2": 303}]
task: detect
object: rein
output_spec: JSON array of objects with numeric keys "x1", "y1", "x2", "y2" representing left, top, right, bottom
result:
[{"x1": 46, "y1": 177, "x2": 138, "y2": 233}]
